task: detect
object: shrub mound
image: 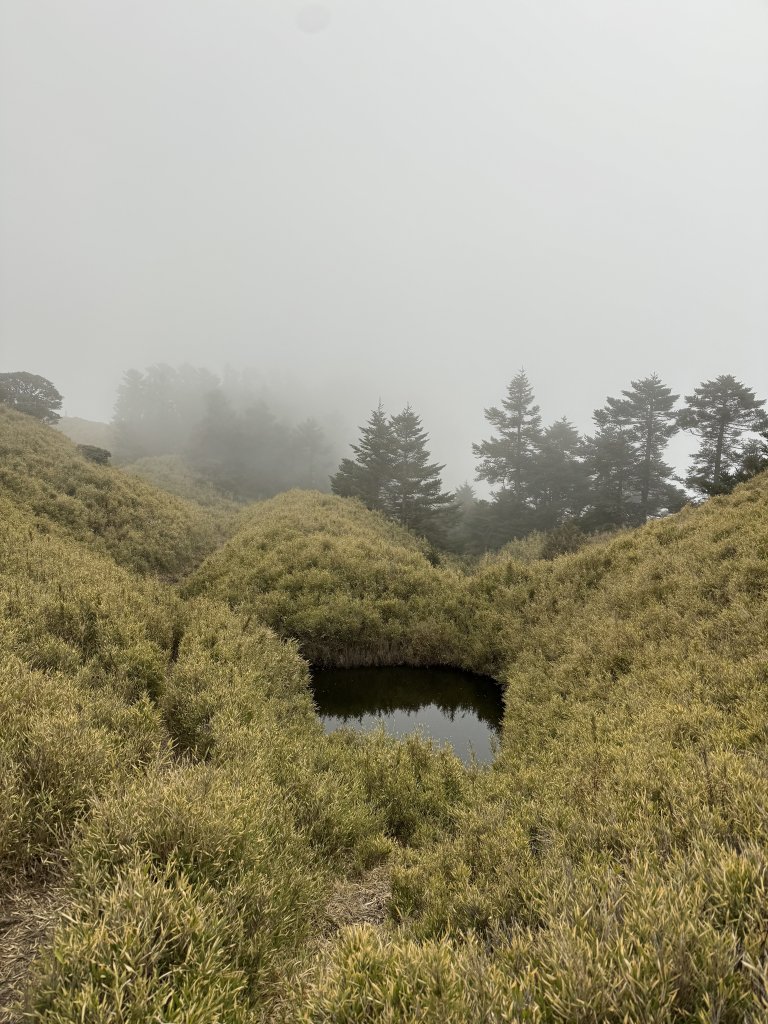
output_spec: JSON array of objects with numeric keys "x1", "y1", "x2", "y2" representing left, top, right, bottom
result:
[{"x1": 186, "y1": 490, "x2": 506, "y2": 671}]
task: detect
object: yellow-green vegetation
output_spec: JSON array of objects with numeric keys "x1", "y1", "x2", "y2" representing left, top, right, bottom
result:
[
  {"x1": 185, "y1": 490, "x2": 507, "y2": 671},
  {"x1": 0, "y1": 406, "x2": 228, "y2": 576},
  {"x1": 123, "y1": 454, "x2": 241, "y2": 513},
  {"x1": 55, "y1": 416, "x2": 115, "y2": 451},
  {"x1": 3, "y1": 407, "x2": 768, "y2": 1022}
]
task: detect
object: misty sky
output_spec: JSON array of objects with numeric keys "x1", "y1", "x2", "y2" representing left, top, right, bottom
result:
[{"x1": 1, "y1": 0, "x2": 766, "y2": 487}]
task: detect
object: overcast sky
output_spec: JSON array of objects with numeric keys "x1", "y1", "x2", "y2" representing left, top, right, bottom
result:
[{"x1": 1, "y1": 0, "x2": 766, "y2": 486}]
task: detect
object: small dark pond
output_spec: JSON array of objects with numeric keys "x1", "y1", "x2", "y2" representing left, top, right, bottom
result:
[{"x1": 310, "y1": 666, "x2": 504, "y2": 765}]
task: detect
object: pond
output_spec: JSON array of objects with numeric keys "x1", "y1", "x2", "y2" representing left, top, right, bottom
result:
[{"x1": 310, "y1": 666, "x2": 504, "y2": 765}]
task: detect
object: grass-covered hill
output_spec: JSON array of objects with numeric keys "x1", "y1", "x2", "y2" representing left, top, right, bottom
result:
[
  {"x1": 0, "y1": 406, "x2": 229, "y2": 577},
  {"x1": 122, "y1": 454, "x2": 241, "y2": 512},
  {"x1": 185, "y1": 490, "x2": 507, "y2": 671},
  {"x1": 55, "y1": 416, "x2": 114, "y2": 451},
  {"x1": 3, "y1": 406, "x2": 768, "y2": 1022}
]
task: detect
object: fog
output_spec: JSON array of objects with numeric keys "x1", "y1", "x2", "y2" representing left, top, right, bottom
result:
[{"x1": 1, "y1": 0, "x2": 766, "y2": 487}]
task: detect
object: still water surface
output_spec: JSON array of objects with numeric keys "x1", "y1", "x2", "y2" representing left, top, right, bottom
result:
[{"x1": 310, "y1": 666, "x2": 504, "y2": 765}]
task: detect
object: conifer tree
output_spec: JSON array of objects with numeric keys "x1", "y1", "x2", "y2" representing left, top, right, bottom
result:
[
  {"x1": 533, "y1": 418, "x2": 591, "y2": 529},
  {"x1": 387, "y1": 405, "x2": 454, "y2": 534},
  {"x1": 473, "y1": 370, "x2": 543, "y2": 497},
  {"x1": 679, "y1": 375, "x2": 768, "y2": 494},
  {"x1": 583, "y1": 406, "x2": 640, "y2": 528},
  {"x1": 727, "y1": 432, "x2": 768, "y2": 489},
  {"x1": 330, "y1": 403, "x2": 395, "y2": 510},
  {"x1": 608, "y1": 374, "x2": 683, "y2": 520}
]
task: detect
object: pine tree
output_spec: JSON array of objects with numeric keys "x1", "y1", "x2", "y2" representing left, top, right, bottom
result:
[
  {"x1": 330, "y1": 403, "x2": 395, "y2": 510},
  {"x1": 609, "y1": 374, "x2": 683, "y2": 520},
  {"x1": 387, "y1": 406, "x2": 454, "y2": 535},
  {"x1": 729, "y1": 432, "x2": 768, "y2": 488},
  {"x1": 473, "y1": 370, "x2": 543, "y2": 497},
  {"x1": 532, "y1": 418, "x2": 591, "y2": 530},
  {"x1": 679, "y1": 375, "x2": 768, "y2": 494},
  {"x1": 583, "y1": 406, "x2": 640, "y2": 529}
]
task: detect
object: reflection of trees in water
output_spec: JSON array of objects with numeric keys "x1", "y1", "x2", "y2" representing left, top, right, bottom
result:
[{"x1": 310, "y1": 667, "x2": 504, "y2": 731}]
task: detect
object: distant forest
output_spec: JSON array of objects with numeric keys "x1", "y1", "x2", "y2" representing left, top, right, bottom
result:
[
  {"x1": 2, "y1": 366, "x2": 767, "y2": 556},
  {"x1": 110, "y1": 365, "x2": 338, "y2": 497}
]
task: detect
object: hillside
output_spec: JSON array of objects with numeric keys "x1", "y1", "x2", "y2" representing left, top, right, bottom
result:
[
  {"x1": 185, "y1": 490, "x2": 506, "y2": 671},
  {"x1": 122, "y1": 454, "x2": 241, "y2": 512},
  {"x1": 2, "y1": 412, "x2": 768, "y2": 1023},
  {"x1": 0, "y1": 406, "x2": 230, "y2": 577},
  {"x1": 55, "y1": 416, "x2": 114, "y2": 451}
]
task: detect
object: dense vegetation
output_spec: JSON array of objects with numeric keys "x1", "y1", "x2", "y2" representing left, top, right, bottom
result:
[
  {"x1": 185, "y1": 490, "x2": 505, "y2": 671},
  {"x1": 0, "y1": 406, "x2": 230, "y2": 576},
  {"x1": 2, "y1": 407, "x2": 768, "y2": 1022}
]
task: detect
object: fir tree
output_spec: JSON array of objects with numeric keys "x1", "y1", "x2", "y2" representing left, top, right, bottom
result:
[
  {"x1": 473, "y1": 370, "x2": 543, "y2": 497},
  {"x1": 679, "y1": 375, "x2": 768, "y2": 494},
  {"x1": 330, "y1": 403, "x2": 395, "y2": 510},
  {"x1": 609, "y1": 374, "x2": 683, "y2": 520},
  {"x1": 387, "y1": 405, "x2": 454, "y2": 535},
  {"x1": 532, "y1": 418, "x2": 591, "y2": 529},
  {"x1": 583, "y1": 406, "x2": 640, "y2": 529},
  {"x1": 189, "y1": 390, "x2": 246, "y2": 497}
]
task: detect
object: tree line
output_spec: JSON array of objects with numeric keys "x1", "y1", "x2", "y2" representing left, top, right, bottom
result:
[
  {"x1": 332, "y1": 371, "x2": 768, "y2": 552},
  {"x1": 2, "y1": 366, "x2": 767, "y2": 554}
]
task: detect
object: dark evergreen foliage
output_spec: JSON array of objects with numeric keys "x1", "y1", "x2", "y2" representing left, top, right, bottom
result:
[
  {"x1": 331, "y1": 403, "x2": 395, "y2": 510},
  {"x1": 0, "y1": 371, "x2": 63, "y2": 423},
  {"x1": 473, "y1": 369, "x2": 542, "y2": 496},
  {"x1": 610, "y1": 375, "x2": 683, "y2": 520},
  {"x1": 533, "y1": 418, "x2": 592, "y2": 529},
  {"x1": 332, "y1": 404, "x2": 454, "y2": 541},
  {"x1": 387, "y1": 406, "x2": 455, "y2": 535},
  {"x1": 77, "y1": 444, "x2": 112, "y2": 465},
  {"x1": 680, "y1": 375, "x2": 768, "y2": 494}
]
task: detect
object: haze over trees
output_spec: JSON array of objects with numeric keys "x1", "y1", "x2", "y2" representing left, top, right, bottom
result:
[
  {"x1": 2, "y1": 362, "x2": 766, "y2": 553},
  {"x1": 111, "y1": 364, "x2": 338, "y2": 500}
]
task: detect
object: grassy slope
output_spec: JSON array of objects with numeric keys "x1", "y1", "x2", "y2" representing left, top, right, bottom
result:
[
  {"x1": 55, "y1": 416, "x2": 115, "y2": 451},
  {"x1": 185, "y1": 490, "x2": 506, "y2": 672},
  {"x1": 305, "y1": 477, "x2": 768, "y2": 1022},
  {"x1": 0, "y1": 406, "x2": 229, "y2": 577},
  {"x1": 0, "y1": 413, "x2": 466, "y2": 1022},
  {"x1": 122, "y1": 454, "x2": 242, "y2": 512},
  {"x1": 4, "y1": 406, "x2": 768, "y2": 1021}
]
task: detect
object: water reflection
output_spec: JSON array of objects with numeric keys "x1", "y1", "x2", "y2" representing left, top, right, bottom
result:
[{"x1": 310, "y1": 666, "x2": 504, "y2": 765}]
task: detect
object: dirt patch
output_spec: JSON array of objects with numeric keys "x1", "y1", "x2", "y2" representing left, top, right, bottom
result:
[
  {"x1": 0, "y1": 885, "x2": 62, "y2": 1023},
  {"x1": 323, "y1": 864, "x2": 391, "y2": 936}
]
